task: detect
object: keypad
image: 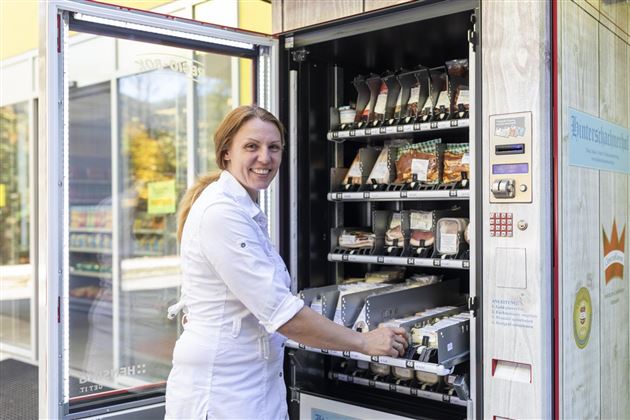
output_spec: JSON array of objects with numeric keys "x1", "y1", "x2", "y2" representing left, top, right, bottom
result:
[{"x1": 489, "y1": 212, "x2": 513, "y2": 237}]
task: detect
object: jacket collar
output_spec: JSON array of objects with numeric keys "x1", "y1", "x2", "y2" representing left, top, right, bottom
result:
[{"x1": 218, "y1": 170, "x2": 262, "y2": 219}]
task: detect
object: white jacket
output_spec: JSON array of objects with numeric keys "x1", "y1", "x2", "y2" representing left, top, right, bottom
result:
[{"x1": 165, "y1": 171, "x2": 304, "y2": 420}]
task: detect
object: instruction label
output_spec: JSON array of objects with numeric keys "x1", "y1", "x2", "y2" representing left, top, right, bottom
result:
[{"x1": 491, "y1": 298, "x2": 536, "y2": 329}]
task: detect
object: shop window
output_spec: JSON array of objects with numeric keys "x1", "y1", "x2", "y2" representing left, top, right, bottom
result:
[{"x1": 0, "y1": 101, "x2": 32, "y2": 352}]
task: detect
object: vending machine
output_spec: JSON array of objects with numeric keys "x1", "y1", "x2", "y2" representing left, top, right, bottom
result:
[{"x1": 38, "y1": 0, "x2": 628, "y2": 418}]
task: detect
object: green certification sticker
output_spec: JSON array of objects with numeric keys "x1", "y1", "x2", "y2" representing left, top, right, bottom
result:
[{"x1": 573, "y1": 287, "x2": 592, "y2": 349}]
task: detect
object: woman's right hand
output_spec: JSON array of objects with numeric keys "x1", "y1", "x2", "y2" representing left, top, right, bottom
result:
[{"x1": 360, "y1": 327, "x2": 408, "y2": 357}]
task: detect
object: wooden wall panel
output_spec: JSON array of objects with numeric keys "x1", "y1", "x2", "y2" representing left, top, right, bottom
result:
[
  {"x1": 281, "y1": 0, "x2": 362, "y2": 31},
  {"x1": 585, "y1": 0, "x2": 599, "y2": 12},
  {"x1": 560, "y1": 2, "x2": 601, "y2": 419},
  {"x1": 272, "y1": 0, "x2": 283, "y2": 34},
  {"x1": 598, "y1": 24, "x2": 629, "y2": 420},
  {"x1": 364, "y1": 0, "x2": 412, "y2": 13},
  {"x1": 599, "y1": 0, "x2": 629, "y2": 37}
]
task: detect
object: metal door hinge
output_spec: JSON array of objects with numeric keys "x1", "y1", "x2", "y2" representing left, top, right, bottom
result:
[
  {"x1": 292, "y1": 48, "x2": 309, "y2": 63},
  {"x1": 289, "y1": 387, "x2": 300, "y2": 403},
  {"x1": 467, "y1": 296, "x2": 479, "y2": 317}
]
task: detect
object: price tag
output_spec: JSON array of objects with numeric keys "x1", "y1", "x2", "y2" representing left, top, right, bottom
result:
[
  {"x1": 407, "y1": 258, "x2": 415, "y2": 265},
  {"x1": 349, "y1": 129, "x2": 356, "y2": 137},
  {"x1": 343, "y1": 351, "x2": 351, "y2": 357},
  {"x1": 336, "y1": 193, "x2": 342, "y2": 200},
  {"x1": 463, "y1": 261, "x2": 470, "y2": 268},
  {"x1": 430, "y1": 121, "x2": 438, "y2": 129},
  {"x1": 363, "y1": 192, "x2": 370, "y2": 199},
  {"x1": 397, "y1": 125, "x2": 404, "y2": 133},
  {"x1": 433, "y1": 259, "x2": 441, "y2": 267},
  {"x1": 450, "y1": 119, "x2": 459, "y2": 127},
  {"x1": 371, "y1": 356, "x2": 379, "y2": 362},
  {"x1": 342, "y1": 254, "x2": 349, "y2": 262},
  {"x1": 365, "y1": 128, "x2": 372, "y2": 135},
  {"x1": 413, "y1": 123, "x2": 421, "y2": 131},
  {"x1": 379, "y1": 127, "x2": 387, "y2": 134},
  {"x1": 377, "y1": 256, "x2": 384, "y2": 263},
  {"x1": 411, "y1": 388, "x2": 418, "y2": 396},
  {"x1": 389, "y1": 384, "x2": 397, "y2": 392}
]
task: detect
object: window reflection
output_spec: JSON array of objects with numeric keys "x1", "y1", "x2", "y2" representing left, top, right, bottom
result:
[
  {"x1": 65, "y1": 36, "x2": 249, "y2": 408},
  {"x1": 0, "y1": 101, "x2": 31, "y2": 351}
]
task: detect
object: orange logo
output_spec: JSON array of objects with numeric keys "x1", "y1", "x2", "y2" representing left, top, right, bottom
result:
[{"x1": 602, "y1": 221, "x2": 626, "y2": 284}]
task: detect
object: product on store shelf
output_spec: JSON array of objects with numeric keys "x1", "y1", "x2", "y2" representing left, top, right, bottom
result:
[
  {"x1": 342, "y1": 148, "x2": 379, "y2": 186},
  {"x1": 384, "y1": 213, "x2": 403, "y2": 246},
  {"x1": 442, "y1": 143, "x2": 470, "y2": 184},
  {"x1": 338, "y1": 106, "x2": 356, "y2": 128},
  {"x1": 436, "y1": 218, "x2": 469, "y2": 256},
  {"x1": 338, "y1": 230, "x2": 375, "y2": 249},
  {"x1": 394, "y1": 139, "x2": 441, "y2": 184},
  {"x1": 409, "y1": 210, "x2": 436, "y2": 248},
  {"x1": 445, "y1": 58, "x2": 469, "y2": 118},
  {"x1": 372, "y1": 80, "x2": 389, "y2": 122},
  {"x1": 364, "y1": 268, "x2": 405, "y2": 284}
]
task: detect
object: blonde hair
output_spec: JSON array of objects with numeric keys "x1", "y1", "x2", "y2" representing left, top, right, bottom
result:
[{"x1": 177, "y1": 105, "x2": 285, "y2": 241}]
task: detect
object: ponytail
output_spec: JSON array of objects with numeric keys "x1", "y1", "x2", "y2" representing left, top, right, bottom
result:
[{"x1": 177, "y1": 172, "x2": 220, "y2": 241}]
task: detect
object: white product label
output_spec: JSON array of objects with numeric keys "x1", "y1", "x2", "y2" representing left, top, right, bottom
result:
[
  {"x1": 390, "y1": 213, "x2": 402, "y2": 229},
  {"x1": 374, "y1": 93, "x2": 388, "y2": 115},
  {"x1": 347, "y1": 163, "x2": 362, "y2": 177},
  {"x1": 411, "y1": 159, "x2": 429, "y2": 181},
  {"x1": 439, "y1": 233, "x2": 459, "y2": 254},
  {"x1": 461, "y1": 153, "x2": 470, "y2": 164},
  {"x1": 410, "y1": 211, "x2": 433, "y2": 231},
  {"x1": 369, "y1": 161, "x2": 389, "y2": 181},
  {"x1": 447, "y1": 342, "x2": 453, "y2": 352},
  {"x1": 339, "y1": 109, "x2": 355, "y2": 124},
  {"x1": 409, "y1": 86, "x2": 420, "y2": 104},
  {"x1": 457, "y1": 89, "x2": 469, "y2": 105},
  {"x1": 340, "y1": 234, "x2": 357, "y2": 245},
  {"x1": 435, "y1": 90, "x2": 450, "y2": 108}
]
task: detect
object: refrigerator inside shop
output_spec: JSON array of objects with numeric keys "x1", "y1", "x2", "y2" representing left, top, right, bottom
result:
[{"x1": 277, "y1": 2, "x2": 479, "y2": 419}]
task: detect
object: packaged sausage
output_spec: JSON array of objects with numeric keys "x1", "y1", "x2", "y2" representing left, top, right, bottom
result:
[
  {"x1": 429, "y1": 67, "x2": 449, "y2": 120},
  {"x1": 372, "y1": 81, "x2": 389, "y2": 122},
  {"x1": 436, "y1": 218, "x2": 469, "y2": 256},
  {"x1": 442, "y1": 143, "x2": 470, "y2": 184},
  {"x1": 394, "y1": 139, "x2": 441, "y2": 184}
]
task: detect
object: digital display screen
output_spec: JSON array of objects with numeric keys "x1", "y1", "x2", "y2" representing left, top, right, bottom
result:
[{"x1": 492, "y1": 163, "x2": 529, "y2": 174}]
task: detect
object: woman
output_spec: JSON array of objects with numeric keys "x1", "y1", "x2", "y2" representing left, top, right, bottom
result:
[{"x1": 165, "y1": 105, "x2": 408, "y2": 419}]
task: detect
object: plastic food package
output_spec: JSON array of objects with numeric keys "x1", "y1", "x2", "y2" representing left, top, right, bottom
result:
[
  {"x1": 385, "y1": 213, "x2": 403, "y2": 246},
  {"x1": 372, "y1": 81, "x2": 389, "y2": 121},
  {"x1": 338, "y1": 106, "x2": 356, "y2": 125},
  {"x1": 445, "y1": 59, "x2": 469, "y2": 117},
  {"x1": 342, "y1": 148, "x2": 379, "y2": 186},
  {"x1": 436, "y1": 218, "x2": 469, "y2": 255},
  {"x1": 338, "y1": 230, "x2": 375, "y2": 249},
  {"x1": 409, "y1": 210, "x2": 436, "y2": 248},
  {"x1": 443, "y1": 143, "x2": 470, "y2": 184},
  {"x1": 394, "y1": 139, "x2": 441, "y2": 184},
  {"x1": 364, "y1": 268, "x2": 405, "y2": 283},
  {"x1": 405, "y1": 274, "x2": 440, "y2": 286},
  {"x1": 366, "y1": 147, "x2": 393, "y2": 185}
]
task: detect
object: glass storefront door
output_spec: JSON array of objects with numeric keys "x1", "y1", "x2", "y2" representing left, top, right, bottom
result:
[{"x1": 40, "y1": 2, "x2": 276, "y2": 417}]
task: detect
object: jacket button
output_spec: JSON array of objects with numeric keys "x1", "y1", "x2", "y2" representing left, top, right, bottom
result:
[{"x1": 279, "y1": 372, "x2": 283, "y2": 377}]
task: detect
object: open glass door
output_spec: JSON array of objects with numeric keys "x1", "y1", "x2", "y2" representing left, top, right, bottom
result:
[{"x1": 38, "y1": 1, "x2": 277, "y2": 418}]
